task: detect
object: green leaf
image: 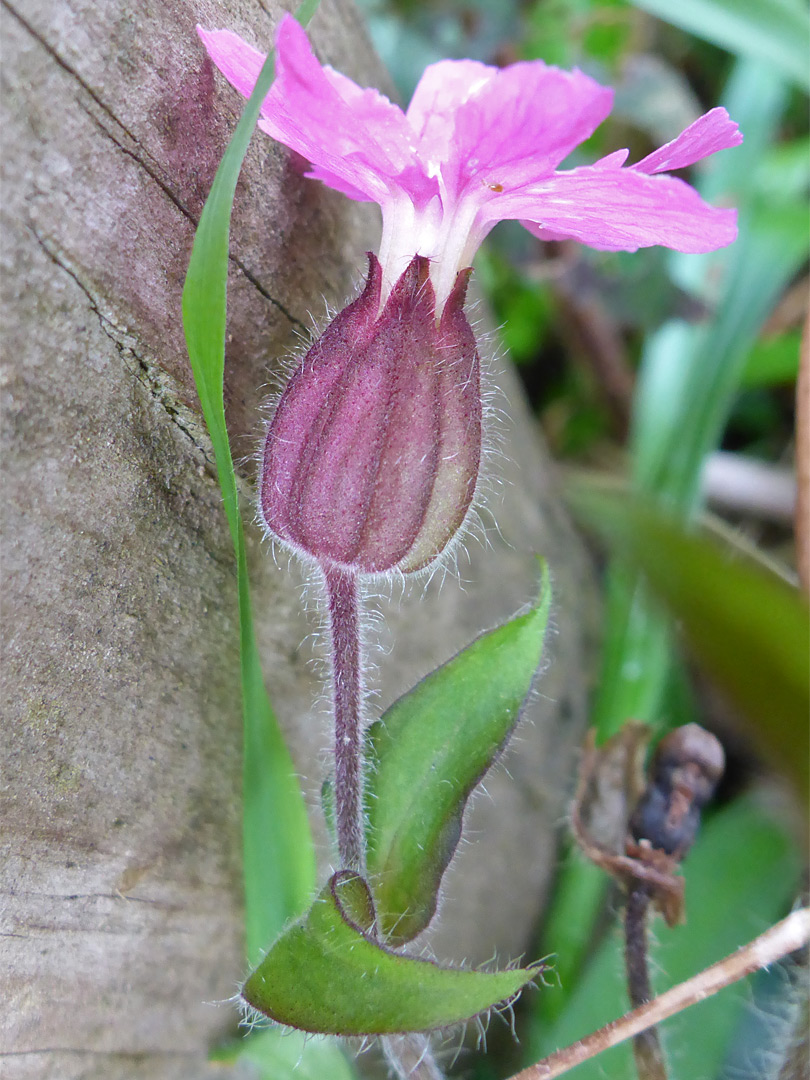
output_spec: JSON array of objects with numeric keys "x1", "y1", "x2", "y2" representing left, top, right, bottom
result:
[
  {"x1": 588, "y1": 563, "x2": 673, "y2": 740},
  {"x1": 210, "y1": 1029, "x2": 355, "y2": 1080},
  {"x1": 242, "y1": 872, "x2": 540, "y2": 1035},
  {"x1": 182, "y1": 3, "x2": 320, "y2": 964},
  {"x1": 568, "y1": 485, "x2": 810, "y2": 800},
  {"x1": 365, "y1": 562, "x2": 553, "y2": 944},
  {"x1": 239, "y1": 1030, "x2": 356, "y2": 1080},
  {"x1": 629, "y1": 0, "x2": 810, "y2": 91},
  {"x1": 524, "y1": 797, "x2": 801, "y2": 1075},
  {"x1": 740, "y1": 329, "x2": 801, "y2": 389}
]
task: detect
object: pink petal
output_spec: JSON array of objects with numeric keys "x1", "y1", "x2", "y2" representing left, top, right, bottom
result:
[
  {"x1": 197, "y1": 18, "x2": 435, "y2": 207},
  {"x1": 593, "y1": 148, "x2": 630, "y2": 169},
  {"x1": 405, "y1": 59, "x2": 496, "y2": 157},
  {"x1": 407, "y1": 58, "x2": 613, "y2": 202},
  {"x1": 303, "y1": 166, "x2": 374, "y2": 203},
  {"x1": 634, "y1": 107, "x2": 743, "y2": 175},
  {"x1": 507, "y1": 167, "x2": 738, "y2": 253}
]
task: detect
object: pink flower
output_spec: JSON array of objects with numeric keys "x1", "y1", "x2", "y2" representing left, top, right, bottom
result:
[{"x1": 198, "y1": 15, "x2": 741, "y2": 310}]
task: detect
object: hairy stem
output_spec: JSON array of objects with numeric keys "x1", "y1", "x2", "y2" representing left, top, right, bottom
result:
[
  {"x1": 323, "y1": 562, "x2": 365, "y2": 872},
  {"x1": 624, "y1": 885, "x2": 667, "y2": 1080}
]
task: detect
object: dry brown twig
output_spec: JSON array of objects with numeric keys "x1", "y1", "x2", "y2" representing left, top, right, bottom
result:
[{"x1": 507, "y1": 907, "x2": 810, "y2": 1080}]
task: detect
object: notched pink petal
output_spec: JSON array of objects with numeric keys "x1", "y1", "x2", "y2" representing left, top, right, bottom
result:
[
  {"x1": 593, "y1": 148, "x2": 630, "y2": 169},
  {"x1": 322, "y1": 65, "x2": 414, "y2": 140},
  {"x1": 516, "y1": 167, "x2": 738, "y2": 253},
  {"x1": 406, "y1": 59, "x2": 495, "y2": 155},
  {"x1": 634, "y1": 107, "x2": 743, "y2": 175},
  {"x1": 262, "y1": 17, "x2": 437, "y2": 205},
  {"x1": 304, "y1": 164, "x2": 374, "y2": 203},
  {"x1": 435, "y1": 62, "x2": 613, "y2": 200}
]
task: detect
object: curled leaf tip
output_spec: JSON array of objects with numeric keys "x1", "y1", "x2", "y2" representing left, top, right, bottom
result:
[{"x1": 241, "y1": 872, "x2": 540, "y2": 1035}]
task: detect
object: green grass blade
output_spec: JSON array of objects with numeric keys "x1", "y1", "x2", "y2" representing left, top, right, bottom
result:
[
  {"x1": 629, "y1": 0, "x2": 810, "y2": 92},
  {"x1": 182, "y1": 5, "x2": 320, "y2": 966}
]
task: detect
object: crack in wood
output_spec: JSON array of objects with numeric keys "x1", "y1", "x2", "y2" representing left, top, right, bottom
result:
[
  {"x1": 0, "y1": 1049, "x2": 195, "y2": 1058},
  {"x1": 27, "y1": 223, "x2": 213, "y2": 457},
  {"x1": 7, "y1": 889, "x2": 181, "y2": 906},
  {"x1": 28, "y1": 223, "x2": 259, "y2": 511}
]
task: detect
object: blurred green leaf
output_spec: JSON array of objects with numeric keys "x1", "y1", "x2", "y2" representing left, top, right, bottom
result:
[
  {"x1": 522, "y1": 0, "x2": 580, "y2": 67},
  {"x1": 629, "y1": 0, "x2": 810, "y2": 91},
  {"x1": 529, "y1": 856, "x2": 606, "y2": 1029},
  {"x1": 242, "y1": 1032, "x2": 355, "y2": 1079},
  {"x1": 365, "y1": 564, "x2": 552, "y2": 944},
  {"x1": 753, "y1": 136, "x2": 810, "y2": 202},
  {"x1": 568, "y1": 485, "x2": 810, "y2": 799},
  {"x1": 525, "y1": 796, "x2": 802, "y2": 1076},
  {"x1": 522, "y1": 0, "x2": 633, "y2": 71},
  {"x1": 242, "y1": 872, "x2": 540, "y2": 1034},
  {"x1": 588, "y1": 564, "x2": 672, "y2": 739},
  {"x1": 210, "y1": 1029, "x2": 355, "y2": 1079},
  {"x1": 740, "y1": 329, "x2": 801, "y2": 388},
  {"x1": 475, "y1": 247, "x2": 555, "y2": 366}
]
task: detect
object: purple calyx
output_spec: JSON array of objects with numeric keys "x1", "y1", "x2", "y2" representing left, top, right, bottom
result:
[{"x1": 259, "y1": 254, "x2": 481, "y2": 577}]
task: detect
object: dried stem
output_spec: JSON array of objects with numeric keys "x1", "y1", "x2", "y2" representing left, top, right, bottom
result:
[
  {"x1": 323, "y1": 562, "x2": 365, "y2": 873},
  {"x1": 624, "y1": 885, "x2": 667, "y2": 1080},
  {"x1": 509, "y1": 907, "x2": 810, "y2": 1080}
]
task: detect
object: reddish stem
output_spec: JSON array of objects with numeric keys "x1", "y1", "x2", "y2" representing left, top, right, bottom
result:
[
  {"x1": 323, "y1": 562, "x2": 365, "y2": 872},
  {"x1": 625, "y1": 885, "x2": 667, "y2": 1080}
]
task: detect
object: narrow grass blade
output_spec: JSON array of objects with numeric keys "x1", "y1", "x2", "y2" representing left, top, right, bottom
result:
[{"x1": 182, "y1": 6, "x2": 320, "y2": 965}]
